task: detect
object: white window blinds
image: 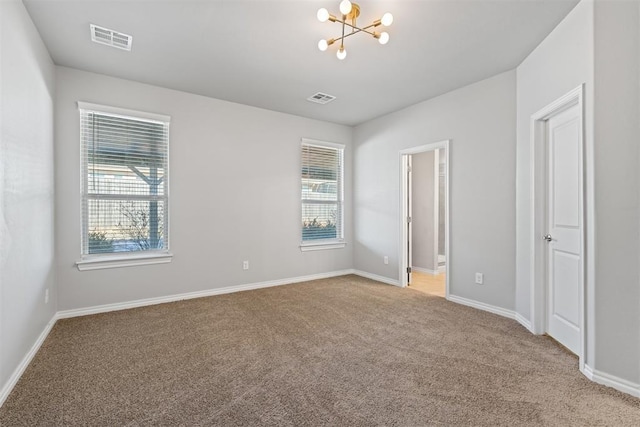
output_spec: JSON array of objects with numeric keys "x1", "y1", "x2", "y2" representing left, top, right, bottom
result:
[
  {"x1": 301, "y1": 140, "x2": 344, "y2": 243},
  {"x1": 79, "y1": 103, "x2": 170, "y2": 256}
]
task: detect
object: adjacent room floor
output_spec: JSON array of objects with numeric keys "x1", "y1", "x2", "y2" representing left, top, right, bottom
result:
[{"x1": 409, "y1": 271, "x2": 446, "y2": 297}]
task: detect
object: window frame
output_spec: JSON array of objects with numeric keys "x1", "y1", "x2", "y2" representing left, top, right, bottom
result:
[
  {"x1": 76, "y1": 102, "x2": 172, "y2": 270},
  {"x1": 300, "y1": 138, "x2": 346, "y2": 251}
]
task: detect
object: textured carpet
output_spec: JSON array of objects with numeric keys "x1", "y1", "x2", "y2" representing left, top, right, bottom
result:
[{"x1": 1, "y1": 275, "x2": 638, "y2": 426}]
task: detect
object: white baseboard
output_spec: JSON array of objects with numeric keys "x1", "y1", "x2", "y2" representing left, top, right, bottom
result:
[
  {"x1": 582, "y1": 364, "x2": 594, "y2": 379},
  {"x1": 57, "y1": 269, "x2": 355, "y2": 319},
  {"x1": 447, "y1": 294, "x2": 517, "y2": 321},
  {"x1": 3, "y1": 271, "x2": 639, "y2": 410},
  {"x1": 515, "y1": 313, "x2": 533, "y2": 332},
  {"x1": 352, "y1": 270, "x2": 401, "y2": 287},
  {"x1": 447, "y1": 295, "x2": 534, "y2": 334},
  {"x1": 0, "y1": 315, "x2": 57, "y2": 407},
  {"x1": 3, "y1": 267, "x2": 396, "y2": 408},
  {"x1": 412, "y1": 267, "x2": 439, "y2": 275},
  {"x1": 582, "y1": 364, "x2": 640, "y2": 398},
  {"x1": 446, "y1": 297, "x2": 639, "y2": 398},
  {"x1": 1, "y1": 269, "x2": 356, "y2": 408}
]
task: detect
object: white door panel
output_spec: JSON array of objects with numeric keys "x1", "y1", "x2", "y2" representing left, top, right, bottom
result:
[
  {"x1": 551, "y1": 251, "x2": 580, "y2": 326},
  {"x1": 551, "y1": 119, "x2": 581, "y2": 227},
  {"x1": 546, "y1": 104, "x2": 582, "y2": 355}
]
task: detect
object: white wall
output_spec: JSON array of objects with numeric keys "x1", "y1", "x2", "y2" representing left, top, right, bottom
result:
[
  {"x1": 4, "y1": 0, "x2": 637, "y2": 402},
  {"x1": 592, "y1": 0, "x2": 639, "y2": 385},
  {"x1": 354, "y1": 70, "x2": 516, "y2": 309},
  {"x1": 55, "y1": 67, "x2": 353, "y2": 311},
  {"x1": 0, "y1": 0, "x2": 56, "y2": 398},
  {"x1": 515, "y1": 0, "x2": 594, "y2": 327},
  {"x1": 516, "y1": 0, "x2": 640, "y2": 388},
  {"x1": 411, "y1": 150, "x2": 436, "y2": 272}
]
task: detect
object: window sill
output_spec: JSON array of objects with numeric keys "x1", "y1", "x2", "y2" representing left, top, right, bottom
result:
[
  {"x1": 76, "y1": 252, "x2": 173, "y2": 271},
  {"x1": 299, "y1": 241, "x2": 346, "y2": 252}
]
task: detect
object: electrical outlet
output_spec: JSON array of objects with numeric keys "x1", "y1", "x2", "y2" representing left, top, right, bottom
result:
[
  {"x1": 384, "y1": 256, "x2": 389, "y2": 265},
  {"x1": 243, "y1": 260, "x2": 249, "y2": 270},
  {"x1": 44, "y1": 288, "x2": 49, "y2": 304},
  {"x1": 475, "y1": 273, "x2": 484, "y2": 285}
]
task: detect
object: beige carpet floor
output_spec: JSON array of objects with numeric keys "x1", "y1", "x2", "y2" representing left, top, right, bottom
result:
[{"x1": 1, "y1": 275, "x2": 638, "y2": 426}]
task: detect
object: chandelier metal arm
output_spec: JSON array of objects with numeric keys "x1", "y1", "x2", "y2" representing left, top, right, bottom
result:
[
  {"x1": 330, "y1": 26, "x2": 374, "y2": 46},
  {"x1": 336, "y1": 19, "x2": 377, "y2": 37}
]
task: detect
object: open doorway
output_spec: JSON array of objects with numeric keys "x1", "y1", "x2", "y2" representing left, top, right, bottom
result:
[{"x1": 400, "y1": 141, "x2": 450, "y2": 298}]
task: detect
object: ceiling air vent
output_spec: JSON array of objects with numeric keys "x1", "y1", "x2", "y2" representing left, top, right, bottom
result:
[
  {"x1": 307, "y1": 92, "x2": 336, "y2": 105},
  {"x1": 90, "y1": 24, "x2": 133, "y2": 51}
]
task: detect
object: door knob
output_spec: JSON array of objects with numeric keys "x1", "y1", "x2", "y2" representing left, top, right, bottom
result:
[{"x1": 543, "y1": 234, "x2": 553, "y2": 242}]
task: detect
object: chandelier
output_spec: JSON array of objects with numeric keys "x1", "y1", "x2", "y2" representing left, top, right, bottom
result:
[{"x1": 317, "y1": 0, "x2": 393, "y2": 60}]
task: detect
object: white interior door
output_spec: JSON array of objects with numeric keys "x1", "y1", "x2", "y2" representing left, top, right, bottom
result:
[{"x1": 545, "y1": 104, "x2": 582, "y2": 355}]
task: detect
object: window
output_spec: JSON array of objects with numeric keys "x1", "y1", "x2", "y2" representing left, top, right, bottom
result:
[
  {"x1": 301, "y1": 139, "x2": 345, "y2": 250},
  {"x1": 77, "y1": 102, "x2": 170, "y2": 268}
]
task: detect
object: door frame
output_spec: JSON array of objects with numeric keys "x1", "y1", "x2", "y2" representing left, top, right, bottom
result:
[
  {"x1": 406, "y1": 154, "x2": 413, "y2": 285},
  {"x1": 529, "y1": 85, "x2": 591, "y2": 370},
  {"x1": 432, "y1": 149, "x2": 441, "y2": 273},
  {"x1": 400, "y1": 140, "x2": 450, "y2": 298}
]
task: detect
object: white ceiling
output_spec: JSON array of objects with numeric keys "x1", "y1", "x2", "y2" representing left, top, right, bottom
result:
[{"x1": 24, "y1": 0, "x2": 579, "y2": 126}]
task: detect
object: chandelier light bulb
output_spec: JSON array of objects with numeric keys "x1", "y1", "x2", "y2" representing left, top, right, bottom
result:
[
  {"x1": 337, "y1": 46, "x2": 347, "y2": 60},
  {"x1": 318, "y1": 39, "x2": 329, "y2": 51},
  {"x1": 378, "y1": 32, "x2": 390, "y2": 45},
  {"x1": 381, "y1": 12, "x2": 393, "y2": 27},
  {"x1": 317, "y1": 8, "x2": 330, "y2": 23},
  {"x1": 339, "y1": 0, "x2": 352, "y2": 15}
]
